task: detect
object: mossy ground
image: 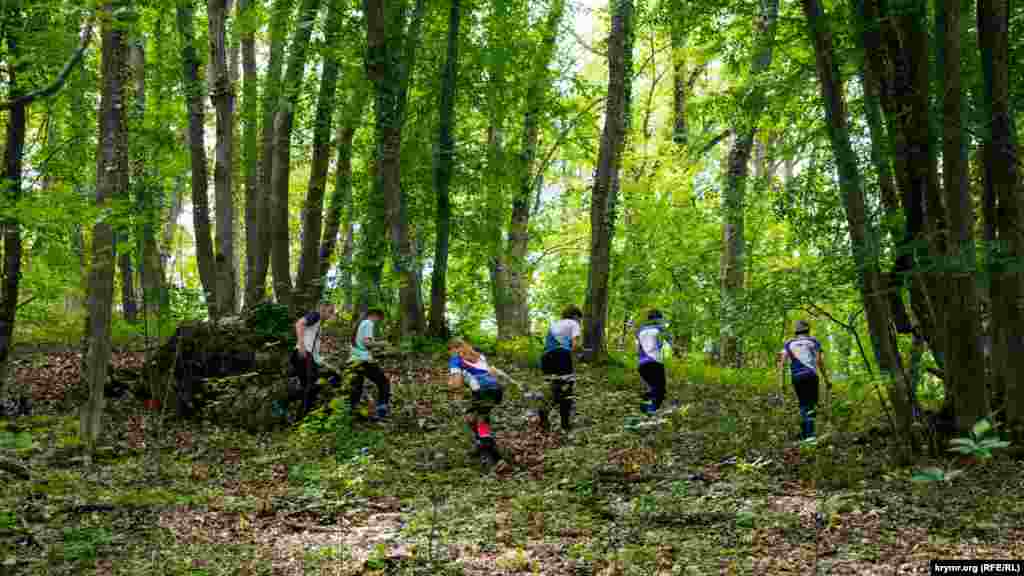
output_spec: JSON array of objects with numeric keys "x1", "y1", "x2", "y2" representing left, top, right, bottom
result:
[{"x1": 1, "y1": 345, "x2": 1020, "y2": 575}]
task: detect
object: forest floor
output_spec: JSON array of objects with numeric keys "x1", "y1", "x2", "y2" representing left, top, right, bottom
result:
[{"x1": 1, "y1": 341, "x2": 1023, "y2": 575}]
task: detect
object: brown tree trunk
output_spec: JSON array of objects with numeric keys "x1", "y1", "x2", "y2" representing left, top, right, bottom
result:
[
  {"x1": 319, "y1": 83, "x2": 369, "y2": 296},
  {"x1": 939, "y1": 0, "x2": 986, "y2": 432},
  {"x1": 239, "y1": 0, "x2": 260, "y2": 308},
  {"x1": 486, "y1": 0, "x2": 510, "y2": 338},
  {"x1": 208, "y1": 0, "x2": 237, "y2": 315},
  {"x1": 428, "y1": 0, "x2": 463, "y2": 338},
  {"x1": 295, "y1": 0, "x2": 343, "y2": 312},
  {"x1": 583, "y1": 0, "x2": 634, "y2": 360},
  {"x1": 177, "y1": 0, "x2": 218, "y2": 318},
  {"x1": 978, "y1": 0, "x2": 1024, "y2": 435},
  {"x1": 719, "y1": 0, "x2": 779, "y2": 368},
  {"x1": 269, "y1": 0, "x2": 322, "y2": 310},
  {"x1": 801, "y1": 0, "x2": 915, "y2": 462},
  {"x1": 668, "y1": 0, "x2": 688, "y2": 145},
  {"x1": 82, "y1": 0, "x2": 127, "y2": 450},
  {"x1": 251, "y1": 0, "x2": 293, "y2": 306},
  {"x1": 365, "y1": 0, "x2": 427, "y2": 339},
  {"x1": 500, "y1": 0, "x2": 566, "y2": 339}
]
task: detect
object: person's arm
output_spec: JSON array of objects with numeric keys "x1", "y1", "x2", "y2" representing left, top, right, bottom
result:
[{"x1": 294, "y1": 317, "x2": 307, "y2": 356}]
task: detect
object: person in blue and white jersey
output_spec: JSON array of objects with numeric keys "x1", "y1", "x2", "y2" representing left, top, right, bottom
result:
[
  {"x1": 448, "y1": 337, "x2": 503, "y2": 464},
  {"x1": 636, "y1": 309, "x2": 671, "y2": 414},
  {"x1": 778, "y1": 319, "x2": 828, "y2": 440},
  {"x1": 539, "y1": 305, "x2": 583, "y2": 432}
]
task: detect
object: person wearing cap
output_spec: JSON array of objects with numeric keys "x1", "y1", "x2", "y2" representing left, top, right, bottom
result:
[
  {"x1": 778, "y1": 319, "x2": 827, "y2": 440},
  {"x1": 636, "y1": 309, "x2": 671, "y2": 414},
  {"x1": 539, "y1": 305, "x2": 583, "y2": 432},
  {"x1": 348, "y1": 307, "x2": 392, "y2": 420}
]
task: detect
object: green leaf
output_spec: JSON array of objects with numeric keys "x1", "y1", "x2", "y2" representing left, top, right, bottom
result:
[{"x1": 972, "y1": 418, "x2": 992, "y2": 438}]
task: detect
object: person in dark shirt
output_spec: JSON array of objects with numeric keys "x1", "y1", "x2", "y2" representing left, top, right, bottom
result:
[{"x1": 778, "y1": 319, "x2": 828, "y2": 440}]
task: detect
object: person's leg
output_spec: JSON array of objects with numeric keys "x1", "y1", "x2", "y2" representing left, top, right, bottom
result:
[
  {"x1": 348, "y1": 362, "x2": 367, "y2": 413},
  {"x1": 793, "y1": 373, "x2": 819, "y2": 439},
  {"x1": 651, "y1": 363, "x2": 667, "y2": 409},
  {"x1": 365, "y1": 362, "x2": 391, "y2": 418},
  {"x1": 638, "y1": 363, "x2": 659, "y2": 413},
  {"x1": 301, "y1": 360, "x2": 322, "y2": 416}
]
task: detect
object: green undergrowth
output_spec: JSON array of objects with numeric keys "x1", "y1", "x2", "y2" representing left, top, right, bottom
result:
[{"x1": 2, "y1": 351, "x2": 1021, "y2": 574}]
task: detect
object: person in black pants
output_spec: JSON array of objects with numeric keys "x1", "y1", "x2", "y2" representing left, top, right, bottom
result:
[
  {"x1": 292, "y1": 302, "x2": 339, "y2": 417},
  {"x1": 636, "y1": 309, "x2": 670, "y2": 414},
  {"x1": 539, "y1": 305, "x2": 583, "y2": 432},
  {"x1": 348, "y1": 308, "x2": 391, "y2": 420},
  {"x1": 778, "y1": 319, "x2": 828, "y2": 440}
]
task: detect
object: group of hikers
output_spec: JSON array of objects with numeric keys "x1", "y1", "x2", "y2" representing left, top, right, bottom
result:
[{"x1": 290, "y1": 300, "x2": 828, "y2": 467}]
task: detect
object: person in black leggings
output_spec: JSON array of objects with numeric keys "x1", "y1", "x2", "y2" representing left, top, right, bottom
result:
[
  {"x1": 348, "y1": 308, "x2": 391, "y2": 420},
  {"x1": 292, "y1": 302, "x2": 338, "y2": 417},
  {"x1": 539, "y1": 305, "x2": 583, "y2": 432}
]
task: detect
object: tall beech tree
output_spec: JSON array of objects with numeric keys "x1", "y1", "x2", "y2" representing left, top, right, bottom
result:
[
  {"x1": 428, "y1": 0, "x2": 463, "y2": 338},
  {"x1": 82, "y1": 0, "x2": 129, "y2": 450},
  {"x1": 269, "y1": 0, "x2": 322, "y2": 309},
  {"x1": 364, "y1": 0, "x2": 427, "y2": 339},
  {"x1": 584, "y1": 0, "x2": 634, "y2": 360},
  {"x1": 719, "y1": 0, "x2": 779, "y2": 368},
  {"x1": 177, "y1": 0, "x2": 218, "y2": 318},
  {"x1": 208, "y1": 0, "x2": 237, "y2": 315}
]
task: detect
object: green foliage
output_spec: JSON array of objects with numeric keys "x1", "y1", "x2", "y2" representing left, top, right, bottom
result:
[
  {"x1": 246, "y1": 301, "x2": 294, "y2": 344},
  {"x1": 948, "y1": 418, "x2": 1012, "y2": 460}
]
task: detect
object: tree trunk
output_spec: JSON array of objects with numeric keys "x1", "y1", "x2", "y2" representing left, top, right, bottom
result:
[
  {"x1": 937, "y1": 0, "x2": 986, "y2": 432},
  {"x1": 238, "y1": 0, "x2": 260, "y2": 308},
  {"x1": 719, "y1": 0, "x2": 779, "y2": 368},
  {"x1": 427, "y1": 0, "x2": 463, "y2": 338},
  {"x1": 208, "y1": 0, "x2": 237, "y2": 315},
  {"x1": 177, "y1": 0, "x2": 218, "y2": 318},
  {"x1": 486, "y1": 0, "x2": 511, "y2": 338},
  {"x1": 365, "y1": 0, "x2": 427, "y2": 340},
  {"x1": 583, "y1": 0, "x2": 634, "y2": 361},
  {"x1": 269, "y1": 0, "x2": 322, "y2": 311},
  {"x1": 500, "y1": 0, "x2": 566, "y2": 339},
  {"x1": 0, "y1": 25, "x2": 27, "y2": 397},
  {"x1": 801, "y1": 0, "x2": 915, "y2": 462},
  {"x1": 668, "y1": 0, "x2": 688, "y2": 145},
  {"x1": 978, "y1": 0, "x2": 1024, "y2": 435},
  {"x1": 295, "y1": 0, "x2": 344, "y2": 313},
  {"x1": 82, "y1": 0, "x2": 127, "y2": 450},
  {"x1": 319, "y1": 82, "x2": 369, "y2": 297},
  {"x1": 251, "y1": 0, "x2": 293, "y2": 306}
]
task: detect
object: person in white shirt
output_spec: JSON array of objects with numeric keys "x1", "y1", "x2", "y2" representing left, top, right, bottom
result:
[
  {"x1": 292, "y1": 302, "x2": 337, "y2": 417},
  {"x1": 539, "y1": 305, "x2": 583, "y2": 432}
]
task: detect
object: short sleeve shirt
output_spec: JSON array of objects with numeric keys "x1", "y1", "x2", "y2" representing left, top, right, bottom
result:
[
  {"x1": 350, "y1": 319, "x2": 375, "y2": 362},
  {"x1": 544, "y1": 319, "x2": 581, "y2": 354},
  {"x1": 636, "y1": 323, "x2": 666, "y2": 365},
  {"x1": 301, "y1": 311, "x2": 323, "y2": 363},
  {"x1": 783, "y1": 336, "x2": 821, "y2": 377},
  {"x1": 449, "y1": 353, "x2": 499, "y2": 392}
]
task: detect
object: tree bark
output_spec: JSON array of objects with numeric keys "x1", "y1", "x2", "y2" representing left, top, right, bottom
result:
[
  {"x1": 668, "y1": 0, "x2": 688, "y2": 145},
  {"x1": 499, "y1": 0, "x2": 566, "y2": 339},
  {"x1": 365, "y1": 0, "x2": 427, "y2": 340},
  {"x1": 801, "y1": 0, "x2": 915, "y2": 463},
  {"x1": 938, "y1": 0, "x2": 986, "y2": 432},
  {"x1": 427, "y1": 0, "x2": 463, "y2": 338},
  {"x1": 0, "y1": 15, "x2": 27, "y2": 397},
  {"x1": 251, "y1": 0, "x2": 294, "y2": 306},
  {"x1": 239, "y1": 0, "x2": 260, "y2": 308},
  {"x1": 719, "y1": 0, "x2": 779, "y2": 368},
  {"x1": 486, "y1": 0, "x2": 510, "y2": 338},
  {"x1": 295, "y1": 0, "x2": 344, "y2": 312},
  {"x1": 208, "y1": 0, "x2": 237, "y2": 315},
  {"x1": 177, "y1": 0, "x2": 218, "y2": 318},
  {"x1": 269, "y1": 0, "x2": 322, "y2": 310},
  {"x1": 583, "y1": 0, "x2": 634, "y2": 361},
  {"x1": 82, "y1": 0, "x2": 127, "y2": 450},
  {"x1": 319, "y1": 82, "x2": 369, "y2": 297},
  {"x1": 978, "y1": 0, "x2": 1024, "y2": 434}
]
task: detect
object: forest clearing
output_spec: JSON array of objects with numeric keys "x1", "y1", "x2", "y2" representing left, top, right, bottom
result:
[{"x1": 2, "y1": 0, "x2": 1024, "y2": 573}]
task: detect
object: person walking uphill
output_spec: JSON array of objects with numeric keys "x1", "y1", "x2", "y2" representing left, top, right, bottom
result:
[
  {"x1": 348, "y1": 308, "x2": 392, "y2": 421},
  {"x1": 636, "y1": 309, "x2": 671, "y2": 414},
  {"x1": 293, "y1": 302, "x2": 339, "y2": 417},
  {"x1": 778, "y1": 319, "x2": 827, "y2": 440},
  {"x1": 539, "y1": 305, "x2": 583, "y2": 432},
  {"x1": 448, "y1": 337, "x2": 504, "y2": 466}
]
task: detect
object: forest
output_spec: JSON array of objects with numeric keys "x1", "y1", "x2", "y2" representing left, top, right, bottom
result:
[{"x1": 1, "y1": 0, "x2": 1023, "y2": 573}]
